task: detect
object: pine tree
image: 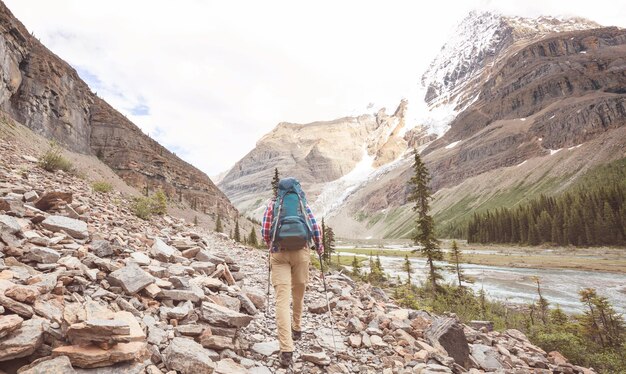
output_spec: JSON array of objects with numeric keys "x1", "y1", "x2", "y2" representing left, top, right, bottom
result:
[
  {"x1": 215, "y1": 215, "x2": 223, "y2": 233},
  {"x1": 248, "y1": 226, "x2": 258, "y2": 247},
  {"x1": 550, "y1": 305, "x2": 568, "y2": 327},
  {"x1": 533, "y1": 276, "x2": 550, "y2": 325},
  {"x1": 326, "y1": 226, "x2": 336, "y2": 262},
  {"x1": 234, "y1": 219, "x2": 241, "y2": 242},
  {"x1": 449, "y1": 240, "x2": 464, "y2": 287},
  {"x1": 271, "y1": 168, "x2": 280, "y2": 198},
  {"x1": 402, "y1": 254, "x2": 412, "y2": 287},
  {"x1": 407, "y1": 150, "x2": 442, "y2": 293}
]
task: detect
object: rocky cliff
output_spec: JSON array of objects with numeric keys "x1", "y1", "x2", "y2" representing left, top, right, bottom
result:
[{"x1": 0, "y1": 1, "x2": 237, "y2": 220}]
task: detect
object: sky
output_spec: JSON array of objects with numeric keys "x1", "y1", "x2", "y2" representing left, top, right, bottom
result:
[{"x1": 5, "y1": 0, "x2": 626, "y2": 176}]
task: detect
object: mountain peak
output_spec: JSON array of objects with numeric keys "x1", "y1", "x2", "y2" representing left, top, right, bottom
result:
[{"x1": 421, "y1": 11, "x2": 601, "y2": 109}]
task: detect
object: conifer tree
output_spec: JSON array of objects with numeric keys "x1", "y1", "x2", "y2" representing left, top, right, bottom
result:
[
  {"x1": 271, "y1": 168, "x2": 280, "y2": 198},
  {"x1": 449, "y1": 240, "x2": 464, "y2": 288},
  {"x1": 407, "y1": 150, "x2": 442, "y2": 292},
  {"x1": 248, "y1": 226, "x2": 258, "y2": 247},
  {"x1": 215, "y1": 215, "x2": 223, "y2": 233},
  {"x1": 234, "y1": 219, "x2": 241, "y2": 242},
  {"x1": 402, "y1": 254, "x2": 412, "y2": 287},
  {"x1": 533, "y1": 276, "x2": 550, "y2": 325}
]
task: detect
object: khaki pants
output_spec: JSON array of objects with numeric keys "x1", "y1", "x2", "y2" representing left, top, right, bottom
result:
[{"x1": 270, "y1": 247, "x2": 310, "y2": 352}]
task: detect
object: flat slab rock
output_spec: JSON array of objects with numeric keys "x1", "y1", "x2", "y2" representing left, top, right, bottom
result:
[
  {"x1": 163, "y1": 337, "x2": 216, "y2": 374},
  {"x1": 41, "y1": 215, "x2": 88, "y2": 239},
  {"x1": 0, "y1": 314, "x2": 23, "y2": 339},
  {"x1": 108, "y1": 264, "x2": 154, "y2": 294},
  {"x1": 301, "y1": 351, "x2": 331, "y2": 366},
  {"x1": 201, "y1": 301, "x2": 253, "y2": 328},
  {"x1": 52, "y1": 341, "x2": 148, "y2": 368},
  {"x1": 0, "y1": 318, "x2": 45, "y2": 362}
]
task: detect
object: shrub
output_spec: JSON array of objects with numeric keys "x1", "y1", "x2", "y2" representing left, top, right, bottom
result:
[
  {"x1": 92, "y1": 181, "x2": 113, "y2": 193},
  {"x1": 38, "y1": 141, "x2": 73, "y2": 172},
  {"x1": 130, "y1": 189, "x2": 168, "y2": 220}
]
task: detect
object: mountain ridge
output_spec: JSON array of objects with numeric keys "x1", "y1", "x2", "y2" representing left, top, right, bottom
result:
[{"x1": 0, "y1": 1, "x2": 238, "y2": 222}]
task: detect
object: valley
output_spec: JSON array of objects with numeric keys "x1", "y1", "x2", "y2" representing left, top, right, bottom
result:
[{"x1": 334, "y1": 241, "x2": 626, "y2": 314}]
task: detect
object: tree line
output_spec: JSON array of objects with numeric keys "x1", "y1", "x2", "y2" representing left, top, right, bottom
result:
[{"x1": 466, "y1": 159, "x2": 626, "y2": 246}]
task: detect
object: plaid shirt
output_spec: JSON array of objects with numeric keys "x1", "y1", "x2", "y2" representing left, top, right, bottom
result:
[{"x1": 261, "y1": 198, "x2": 324, "y2": 254}]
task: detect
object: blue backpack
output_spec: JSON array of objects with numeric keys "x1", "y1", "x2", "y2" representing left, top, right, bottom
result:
[{"x1": 270, "y1": 178, "x2": 313, "y2": 250}]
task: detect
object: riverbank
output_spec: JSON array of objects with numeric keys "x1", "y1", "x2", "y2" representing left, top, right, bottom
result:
[{"x1": 335, "y1": 240, "x2": 626, "y2": 274}]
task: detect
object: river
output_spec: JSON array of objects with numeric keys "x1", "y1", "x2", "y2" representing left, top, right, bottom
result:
[{"x1": 336, "y1": 251, "x2": 626, "y2": 314}]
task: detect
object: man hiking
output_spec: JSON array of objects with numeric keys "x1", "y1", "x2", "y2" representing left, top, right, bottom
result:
[{"x1": 261, "y1": 177, "x2": 324, "y2": 367}]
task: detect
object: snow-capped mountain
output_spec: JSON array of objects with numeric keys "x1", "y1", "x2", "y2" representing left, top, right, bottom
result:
[{"x1": 219, "y1": 11, "x2": 626, "y2": 239}]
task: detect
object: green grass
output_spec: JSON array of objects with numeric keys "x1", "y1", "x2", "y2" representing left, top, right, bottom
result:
[
  {"x1": 38, "y1": 141, "x2": 73, "y2": 173},
  {"x1": 92, "y1": 181, "x2": 113, "y2": 193}
]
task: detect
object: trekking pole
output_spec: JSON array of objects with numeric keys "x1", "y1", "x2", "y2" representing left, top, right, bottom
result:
[
  {"x1": 318, "y1": 252, "x2": 338, "y2": 356},
  {"x1": 266, "y1": 247, "x2": 271, "y2": 316}
]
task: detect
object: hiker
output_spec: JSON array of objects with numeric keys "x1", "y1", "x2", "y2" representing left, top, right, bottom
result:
[{"x1": 261, "y1": 177, "x2": 324, "y2": 367}]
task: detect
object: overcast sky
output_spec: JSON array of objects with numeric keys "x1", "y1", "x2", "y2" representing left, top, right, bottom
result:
[{"x1": 5, "y1": 0, "x2": 625, "y2": 176}]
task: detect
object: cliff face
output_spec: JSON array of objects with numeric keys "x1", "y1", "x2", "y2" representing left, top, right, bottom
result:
[{"x1": 0, "y1": 2, "x2": 237, "y2": 219}]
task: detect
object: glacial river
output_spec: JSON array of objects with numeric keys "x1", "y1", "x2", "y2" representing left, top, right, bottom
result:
[{"x1": 336, "y1": 251, "x2": 626, "y2": 314}]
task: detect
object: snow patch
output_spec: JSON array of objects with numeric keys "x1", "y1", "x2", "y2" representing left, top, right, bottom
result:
[
  {"x1": 568, "y1": 143, "x2": 583, "y2": 150},
  {"x1": 538, "y1": 138, "x2": 543, "y2": 141},
  {"x1": 549, "y1": 115, "x2": 556, "y2": 120},
  {"x1": 550, "y1": 148, "x2": 562, "y2": 155},
  {"x1": 580, "y1": 51, "x2": 587, "y2": 54},
  {"x1": 445, "y1": 140, "x2": 461, "y2": 149},
  {"x1": 365, "y1": 236, "x2": 373, "y2": 239},
  {"x1": 520, "y1": 118, "x2": 526, "y2": 121},
  {"x1": 516, "y1": 160, "x2": 527, "y2": 167}
]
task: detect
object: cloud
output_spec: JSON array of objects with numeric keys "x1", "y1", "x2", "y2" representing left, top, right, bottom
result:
[{"x1": 4, "y1": 0, "x2": 625, "y2": 176}]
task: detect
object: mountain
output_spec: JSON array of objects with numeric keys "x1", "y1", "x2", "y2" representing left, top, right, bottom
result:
[
  {"x1": 0, "y1": 1, "x2": 237, "y2": 221},
  {"x1": 220, "y1": 11, "x2": 626, "y2": 239}
]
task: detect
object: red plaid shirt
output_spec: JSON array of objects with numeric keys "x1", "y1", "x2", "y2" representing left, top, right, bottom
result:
[{"x1": 261, "y1": 198, "x2": 324, "y2": 254}]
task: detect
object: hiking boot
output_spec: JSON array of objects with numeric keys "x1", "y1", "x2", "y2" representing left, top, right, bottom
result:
[
  {"x1": 292, "y1": 329, "x2": 302, "y2": 341},
  {"x1": 279, "y1": 351, "x2": 293, "y2": 367}
]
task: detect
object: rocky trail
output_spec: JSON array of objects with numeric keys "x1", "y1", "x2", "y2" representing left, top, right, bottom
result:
[{"x1": 0, "y1": 135, "x2": 594, "y2": 374}]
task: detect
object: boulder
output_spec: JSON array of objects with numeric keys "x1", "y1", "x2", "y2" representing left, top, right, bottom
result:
[
  {"x1": 108, "y1": 264, "x2": 154, "y2": 294},
  {"x1": 425, "y1": 317, "x2": 471, "y2": 369},
  {"x1": 163, "y1": 337, "x2": 215, "y2": 374},
  {"x1": 471, "y1": 344, "x2": 504, "y2": 371},
  {"x1": 24, "y1": 246, "x2": 60, "y2": 264},
  {"x1": 251, "y1": 340, "x2": 280, "y2": 357},
  {"x1": 5, "y1": 284, "x2": 40, "y2": 304},
  {"x1": 0, "y1": 314, "x2": 23, "y2": 339},
  {"x1": 200, "y1": 302, "x2": 253, "y2": 328},
  {"x1": 34, "y1": 192, "x2": 72, "y2": 211},
  {"x1": 301, "y1": 351, "x2": 331, "y2": 366},
  {"x1": 0, "y1": 318, "x2": 45, "y2": 361},
  {"x1": 215, "y1": 358, "x2": 247, "y2": 374},
  {"x1": 151, "y1": 238, "x2": 181, "y2": 262},
  {"x1": 0, "y1": 214, "x2": 21, "y2": 234},
  {"x1": 91, "y1": 240, "x2": 114, "y2": 257},
  {"x1": 41, "y1": 215, "x2": 88, "y2": 239}
]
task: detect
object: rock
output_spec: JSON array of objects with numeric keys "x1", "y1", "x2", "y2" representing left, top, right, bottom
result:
[
  {"x1": 236, "y1": 292, "x2": 258, "y2": 315},
  {"x1": 471, "y1": 344, "x2": 504, "y2": 371},
  {"x1": 147, "y1": 326, "x2": 168, "y2": 345},
  {"x1": 201, "y1": 334, "x2": 235, "y2": 350},
  {"x1": 24, "y1": 246, "x2": 60, "y2": 263},
  {"x1": 163, "y1": 337, "x2": 215, "y2": 374},
  {"x1": 0, "y1": 214, "x2": 21, "y2": 234},
  {"x1": 348, "y1": 334, "x2": 362, "y2": 348},
  {"x1": 0, "y1": 314, "x2": 23, "y2": 339},
  {"x1": 34, "y1": 192, "x2": 73, "y2": 211},
  {"x1": 215, "y1": 358, "x2": 248, "y2": 374},
  {"x1": 0, "y1": 318, "x2": 45, "y2": 361},
  {"x1": 309, "y1": 300, "x2": 335, "y2": 314},
  {"x1": 18, "y1": 355, "x2": 76, "y2": 374},
  {"x1": 251, "y1": 340, "x2": 280, "y2": 356},
  {"x1": 52, "y1": 341, "x2": 148, "y2": 368},
  {"x1": 425, "y1": 317, "x2": 471, "y2": 369},
  {"x1": 91, "y1": 240, "x2": 114, "y2": 257},
  {"x1": 5, "y1": 284, "x2": 40, "y2": 304},
  {"x1": 370, "y1": 334, "x2": 387, "y2": 348},
  {"x1": 347, "y1": 317, "x2": 364, "y2": 333},
  {"x1": 41, "y1": 215, "x2": 88, "y2": 239},
  {"x1": 301, "y1": 351, "x2": 331, "y2": 366},
  {"x1": 108, "y1": 263, "x2": 154, "y2": 294},
  {"x1": 175, "y1": 324, "x2": 205, "y2": 336},
  {"x1": 548, "y1": 351, "x2": 568, "y2": 366},
  {"x1": 315, "y1": 327, "x2": 347, "y2": 351},
  {"x1": 67, "y1": 319, "x2": 131, "y2": 345},
  {"x1": 0, "y1": 293, "x2": 34, "y2": 317},
  {"x1": 201, "y1": 302, "x2": 253, "y2": 328},
  {"x1": 244, "y1": 290, "x2": 265, "y2": 310},
  {"x1": 23, "y1": 190, "x2": 39, "y2": 202},
  {"x1": 151, "y1": 238, "x2": 182, "y2": 262}
]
